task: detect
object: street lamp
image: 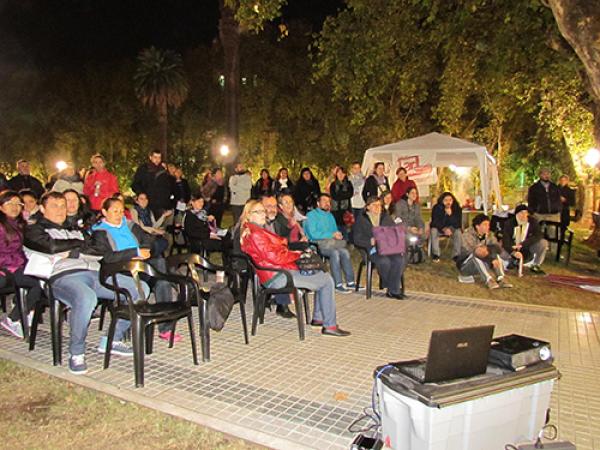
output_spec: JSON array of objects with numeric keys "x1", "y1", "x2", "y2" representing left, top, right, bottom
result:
[
  {"x1": 584, "y1": 148, "x2": 600, "y2": 168},
  {"x1": 219, "y1": 144, "x2": 230, "y2": 157},
  {"x1": 55, "y1": 160, "x2": 68, "y2": 172}
]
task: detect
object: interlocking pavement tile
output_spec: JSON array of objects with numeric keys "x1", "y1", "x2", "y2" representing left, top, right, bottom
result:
[{"x1": 2, "y1": 291, "x2": 600, "y2": 449}]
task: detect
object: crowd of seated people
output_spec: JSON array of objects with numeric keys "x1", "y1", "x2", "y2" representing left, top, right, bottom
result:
[{"x1": 0, "y1": 154, "x2": 573, "y2": 375}]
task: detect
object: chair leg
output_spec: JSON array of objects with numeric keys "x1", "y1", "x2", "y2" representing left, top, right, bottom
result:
[
  {"x1": 0, "y1": 294, "x2": 6, "y2": 313},
  {"x1": 238, "y1": 298, "x2": 249, "y2": 345},
  {"x1": 356, "y1": 262, "x2": 363, "y2": 291},
  {"x1": 292, "y1": 289, "x2": 305, "y2": 341},
  {"x1": 17, "y1": 288, "x2": 30, "y2": 341},
  {"x1": 199, "y1": 300, "x2": 210, "y2": 361},
  {"x1": 103, "y1": 311, "x2": 118, "y2": 369},
  {"x1": 366, "y1": 261, "x2": 373, "y2": 300},
  {"x1": 566, "y1": 235, "x2": 573, "y2": 265},
  {"x1": 145, "y1": 324, "x2": 154, "y2": 355},
  {"x1": 251, "y1": 292, "x2": 262, "y2": 336},
  {"x1": 98, "y1": 303, "x2": 107, "y2": 331},
  {"x1": 187, "y1": 311, "x2": 199, "y2": 365},
  {"x1": 132, "y1": 316, "x2": 145, "y2": 388},
  {"x1": 28, "y1": 302, "x2": 44, "y2": 351},
  {"x1": 303, "y1": 291, "x2": 310, "y2": 325},
  {"x1": 49, "y1": 295, "x2": 63, "y2": 366},
  {"x1": 168, "y1": 321, "x2": 177, "y2": 348}
]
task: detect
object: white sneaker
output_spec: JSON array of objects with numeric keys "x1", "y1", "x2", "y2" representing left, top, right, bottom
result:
[
  {"x1": 1, "y1": 316, "x2": 24, "y2": 339},
  {"x1": 458, "y1": 275, "x2": 475, "y2": 284}
]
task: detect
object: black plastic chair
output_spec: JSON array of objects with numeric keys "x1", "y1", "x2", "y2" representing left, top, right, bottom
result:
[
  {"x1": 166, "y1": 253, "x2": 249, "y2": 362},
  {"x1": 29, "y1": 274, "x2": 113, "y2": 366},
  {"x1": 99, "y1": 260, "x2": 198, "y2": 388},
  {"x1": 354, "y1": 245, "x2": 404, "y2": 299},
  {"x1": 245, "y1": 256, "x2": 310, "y2": 341},
  {"x1": 0, "y1": 269, "x2": 30, "y2": 340},
  {"x1": 539, "y1": 220, "x2": 573, "y2": 265}
]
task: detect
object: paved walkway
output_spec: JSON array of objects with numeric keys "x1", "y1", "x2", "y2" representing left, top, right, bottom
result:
[{"x1": 1, "y1": 288, "x2": 599, "y2": 449}]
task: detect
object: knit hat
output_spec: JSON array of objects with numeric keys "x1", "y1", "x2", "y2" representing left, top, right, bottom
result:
[{"x1": 514, "y1": 204, "x2": 529, "y2": 215}]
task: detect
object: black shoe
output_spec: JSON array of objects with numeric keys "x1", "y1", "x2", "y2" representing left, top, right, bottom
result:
[
  {"x1": 321, "y1": 327, "x2": 351, "y2": 337},
  {"x1": 276, "y1": 305, "x2": 296, "y2": 319},
  {"x1": 530, "y1": 265, "x2": 546, "y2": 275},
  {"x1": 310, "y1": 320, "x2": 324, "y2": 327},
  {"x1": 431, "y1": 255, "x2": 440, "y2": 263},
  {"x1": 386, "y1": 291, "x2": 406, "y2": 300}
]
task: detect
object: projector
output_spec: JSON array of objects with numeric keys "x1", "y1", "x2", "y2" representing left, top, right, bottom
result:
[{"x1": 489, "y1": 334, "x2": 552, "y2": 371}]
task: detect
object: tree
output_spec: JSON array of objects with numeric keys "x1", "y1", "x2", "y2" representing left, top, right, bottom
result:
[
  {"x1": 134, "y1": 47, "x2": 189, "y2": 161},
  {"x1": 219, "y1": 1, "x2": 241, "y2": 157},
  {"x1": 547, "y1": 0, "x2": 600, "y2": 147}
]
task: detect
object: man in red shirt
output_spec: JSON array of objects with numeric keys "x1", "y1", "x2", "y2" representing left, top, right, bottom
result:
[
  {"x1": 391, "y1": 167, "x2": 418, "y2": 203},
  {"x1": 83, "y1": 154, "x2": 119, "y2": 212}
]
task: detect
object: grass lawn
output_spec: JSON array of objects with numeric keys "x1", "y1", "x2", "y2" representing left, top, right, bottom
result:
[
  {"x1": 0, "y1": 359, "x2": 261, "y2": 450},
  {"x1": 386, "y1": 222, "x2": 600, "y2": 311}
]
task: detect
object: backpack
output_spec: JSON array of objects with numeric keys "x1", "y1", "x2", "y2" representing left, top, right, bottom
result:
[{"x1": 207, "y1": 282, "x2": 236, "y2": 331}]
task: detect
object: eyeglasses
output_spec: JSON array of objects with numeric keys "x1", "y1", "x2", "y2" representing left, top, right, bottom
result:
[{"x1": 4, "y1": 202, "x2": 24, "y2": 207}]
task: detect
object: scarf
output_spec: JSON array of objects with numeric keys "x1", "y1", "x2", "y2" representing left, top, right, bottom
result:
[
  {"x1": 134, "y1": 205, "x2": 153, "y2": 227},
  {"x1": 367, "y1": 211, "x2": 381, "y2": 226}
]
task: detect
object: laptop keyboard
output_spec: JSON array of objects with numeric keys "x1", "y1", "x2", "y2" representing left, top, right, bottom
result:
[{"x1": 399, "y1": 364, "x2": 426, "y2": 382}]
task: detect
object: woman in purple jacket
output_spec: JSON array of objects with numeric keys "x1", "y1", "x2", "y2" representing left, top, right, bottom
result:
[{"x1": 0, "y1": 191, "x2": 42, "y2": 338}]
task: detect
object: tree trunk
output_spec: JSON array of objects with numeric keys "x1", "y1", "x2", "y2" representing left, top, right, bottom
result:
[
  {"x1": 548, "y1": 0, "x2": 600, "y2": 147},
  {"x1": 157, "y1": 102, "x2": 168, "y2": 161},
  {"x1": 219, "y1": 0, "x2": 241, "y2": 162}
]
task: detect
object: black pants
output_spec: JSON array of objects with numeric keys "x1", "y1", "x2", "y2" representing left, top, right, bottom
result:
[
  {"x1": 370, "y1": 253, "x2": 405, "y2": 295},
  {"x1": 0, "y1": 267, "x2": 42, "y2": 322}
]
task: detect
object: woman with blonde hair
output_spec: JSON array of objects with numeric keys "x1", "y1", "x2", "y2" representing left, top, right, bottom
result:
[{"x1": 239, "y1": 200, "x2": 350, "y2": 337}]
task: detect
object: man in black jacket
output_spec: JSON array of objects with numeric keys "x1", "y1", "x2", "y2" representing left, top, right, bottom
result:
[
  {"x1": 429, "y1": 192, "x2": 462, "y2": 262},
  {"x1": 502, "y1": 204, "x2": 548, "y2": 274},
  {"x1": 558, "y1": 175, "x2": 576, "y2": 234},
  {"x1": 527, "y1": 168, "x2": 562, "y2": 223},
  {"x1": 131, "y1": 150, "x2": 176, "y2": 218},
  {"x1": 8, "y1": 159, "x2": 45, "y2": 198},
  {"x1": 24, "y1": 192, "x2": 139, "y2": 375}
]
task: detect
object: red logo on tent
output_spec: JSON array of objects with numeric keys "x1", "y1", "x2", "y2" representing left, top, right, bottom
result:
[{"x1": 398, "y1": 156, "x2": 433, "y2": 178}]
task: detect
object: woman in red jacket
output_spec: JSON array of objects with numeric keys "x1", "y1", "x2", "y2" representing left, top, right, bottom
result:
[{"x1": 240, "y1": 200, "x2": 350, "y2": 337}]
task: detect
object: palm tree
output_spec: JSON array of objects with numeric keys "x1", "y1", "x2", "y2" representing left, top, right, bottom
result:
[{"x1": 134, "y1": 47, "x2": 189, "y2": 161}]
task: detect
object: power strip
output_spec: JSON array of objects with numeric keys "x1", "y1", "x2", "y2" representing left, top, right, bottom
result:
[{"x1": 517, "y1": 442, "x2": 576, "y2": 450}]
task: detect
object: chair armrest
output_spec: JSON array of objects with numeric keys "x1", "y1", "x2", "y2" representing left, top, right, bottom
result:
[{"x1": 251, "y1": 262, "x2": 295, "y2": 289}]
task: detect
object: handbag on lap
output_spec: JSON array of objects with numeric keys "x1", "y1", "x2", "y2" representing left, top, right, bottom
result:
[{"x1": 372, "y1": 224, "x2": 406, "y2": 255}]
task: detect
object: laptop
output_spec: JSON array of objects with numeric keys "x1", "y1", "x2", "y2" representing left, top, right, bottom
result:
[{"x1": 397, "y1": 325, "x2": 495, "y2": 383}]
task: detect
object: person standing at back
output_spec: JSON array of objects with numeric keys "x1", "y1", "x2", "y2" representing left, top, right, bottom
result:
[
  {"x1": 349, "y1": 162, "x2": 365, "y2": 219},
  {"x1": 391, "y1": 167, "x2": 417, "y2": 203},
  {"x1": 229, "y1": 163, "x2": 252, "y2": 225},
  {"x1": 131, "y1": 150, "x2": 176, "y2": 219},
  {"x1": 83, "y1": 154, "x2": 119, "y2": 213},
  {"x1": 8, "y1": 159, "x2": 45, "y2": 199},
  {"x1": 527, "y1": 168, "x2": 562, "y2": 223},
  {"x1": 362, "y1": 162, "x2": 390, "y2": 202}
]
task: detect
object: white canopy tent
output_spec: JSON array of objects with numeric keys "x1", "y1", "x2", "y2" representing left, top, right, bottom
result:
[{"x1": 361, "y1": 132, "x2": 502, "y2": 213}]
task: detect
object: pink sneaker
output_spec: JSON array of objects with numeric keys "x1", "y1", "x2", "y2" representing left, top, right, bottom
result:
[{"x1": 158, "y1": 331, "x2": 183, "y2": 343}]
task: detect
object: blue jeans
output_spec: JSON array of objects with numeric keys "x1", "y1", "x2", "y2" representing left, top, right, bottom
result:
[
  {"x1": 270, "y1": 270, "x2": 337, "y2": 327},
  {"x1": 319, "y1": 246, "x2": 355, "y2": 287},
  {"x1": 52, "y1": 271, "x2": 148, "y2": 356}
]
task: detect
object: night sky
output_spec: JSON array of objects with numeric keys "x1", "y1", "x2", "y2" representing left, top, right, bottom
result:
[{"x1": 0, "y1": 0, "x2": 344, "y2": 68}]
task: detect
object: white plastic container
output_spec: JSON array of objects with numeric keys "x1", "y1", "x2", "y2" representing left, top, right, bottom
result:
[{"x1": 377, "y1": 376, "x2": 555, "y2": 450}]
